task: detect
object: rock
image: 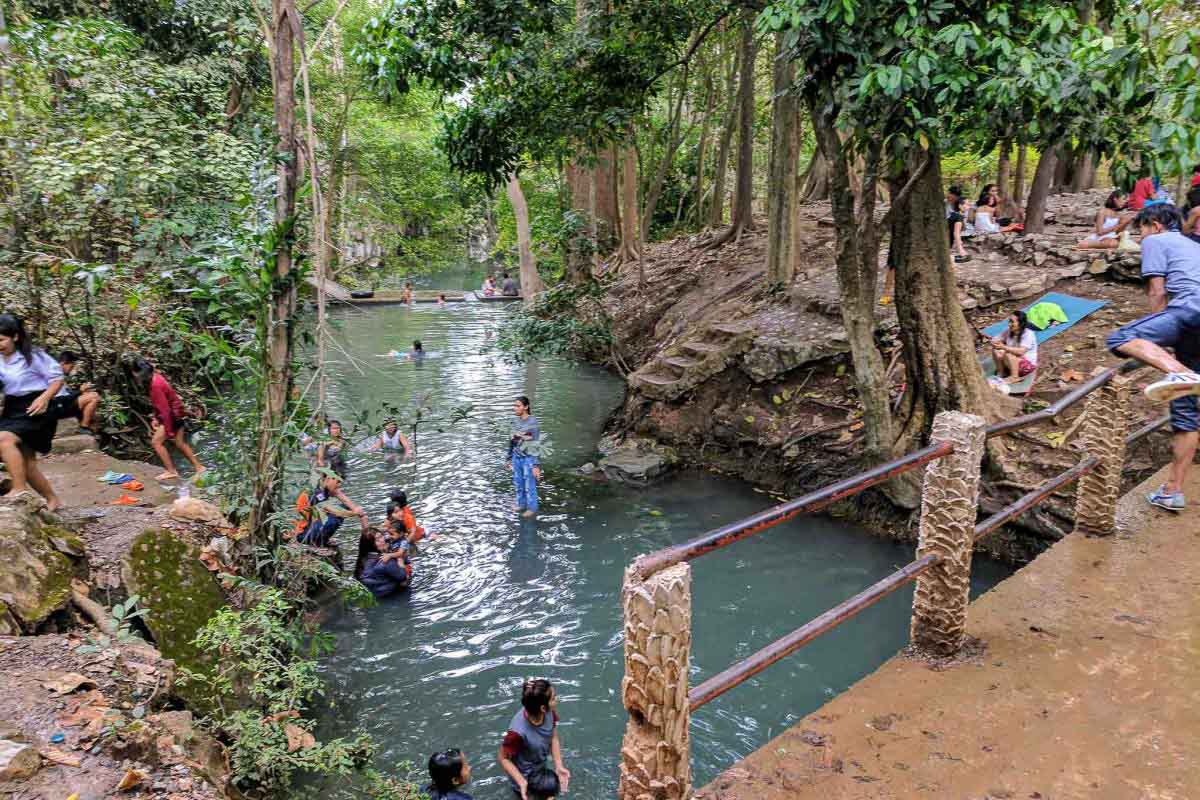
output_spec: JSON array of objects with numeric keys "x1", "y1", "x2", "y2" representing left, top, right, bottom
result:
[
  {"x1": 121, "y1": 529, "x2": 225, "y2": 712},
  {"x1": 168, "y1": 498, "x2": 229, "y2": 527},
  {"x1": 50, "y1": 434, "x2": 97, "y2": 455},
  {"x1": 577, "y1": 462, "x2": 597, "y2": 476},
  {"x1": 1087, "y1": 258, "x2": 1108, "y2": 275},
  {"x1": 1033, "y1": 252, "x2": 1047, "y2": 266},
  {"x1": 599, "y1": 441, "x2": 677, "y2": 484},
  {"x1": 0, "y1": 493, "x2": 88, "y2": 633},
  {"x1": 0, "y1": 739, "x2": 40, "y2": 781},
  {"x1": 42, "y1": 672, "x2": 98, "y2": 695}
]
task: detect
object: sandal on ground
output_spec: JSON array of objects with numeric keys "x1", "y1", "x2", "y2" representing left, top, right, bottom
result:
[{"x1": 1145, "y1": 372, "x2": 1200, "y2": 403}]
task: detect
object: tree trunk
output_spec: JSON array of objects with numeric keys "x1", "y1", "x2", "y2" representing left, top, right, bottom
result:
[
  {"x1": 809, "y1": 94, "x2": 893, "y2": 462},
  {"x1": 594, "y1": 146, "x2": 619, "y2": 252},
  {"x1": 996, "y1": 138, "x2": 1012, "y2": 197},
  {"x1": 1070, "y1": 149, "x2": 1096, "y2": 193},
  {"x1": 506, "y1": 173, "x2": 545, "y2": 305},
  {"x1": 565, "y1": 159, "x2": 595, "y2": 283},
  {"x1": 616, "y1": 143, "x2": 641, "y2": 268},
  {"x1": 1012, "y1": 138, "x2": 1027, "y2": 205},
  {"x1": 1051, "y1": 144, "x2": 1071, "y2": 194},
  {"x1": 766, "y1": 34, "x2": 799, "y2": 286},
  {"x1": 706, "y1": 10, "x2": 757, "y2": 248},
  {"x1": 891, "y1": 149, "x2": 999, "y2": 450},
  {"x1": 690, "y1": 71, "x2": 715, "y2": 227},
  {"x1": 708, "y1": 44, "x2": 739, "y2": 228},
  {"x1": 799, "y1": 147, "x2": 831, "y2": 202},
  {"x1": 1023, "y1": 147, "x2": 1058, "y2": 235},
  {"x1": 251, "y1": 0, "x2": 301, "y2": 546},
  {"x1": 641, "y1": 66, "x2": 689, "y2": 249}
]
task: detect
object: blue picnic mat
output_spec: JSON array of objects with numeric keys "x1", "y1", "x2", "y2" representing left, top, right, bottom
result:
[{"x1": 981, "y1": 292, "x2": 1109, "y2": 342}]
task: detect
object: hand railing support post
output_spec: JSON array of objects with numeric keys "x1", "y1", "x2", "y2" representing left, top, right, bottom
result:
[
  {"x1": 1073, "y1": 376, "x2": 1131, "y2": 536},
  {"x1": 618, "y1": 561, "x2": 692, "y2": 800},
  {"x1": 911, "y1": 411, "x2": 987, "y2": 657}
]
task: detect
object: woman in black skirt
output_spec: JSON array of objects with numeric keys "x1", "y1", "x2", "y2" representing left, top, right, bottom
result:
[{"x1": 0, "y1": 314, "x2": 64, "y2": 510}]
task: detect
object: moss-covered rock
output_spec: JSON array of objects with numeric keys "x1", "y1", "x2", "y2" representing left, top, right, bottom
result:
[
  {"x1": 0, "y1": 493, "x2": 88, "y2": 632},
  {"x1": 121, "y1": 528, "x2": 225, "y2": 709}
]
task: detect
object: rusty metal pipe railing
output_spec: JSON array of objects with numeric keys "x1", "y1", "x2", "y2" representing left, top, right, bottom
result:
[
  {"x1": 985, "y1": 360, "x2": 1144, "y2": 439},
  {"x1": 688, "y1": 553, "x2": 940, "y2": 710},
  {"x1": 972, "y1": 456, "x2": 1099, "y2": 543},
  {"x1": 1126, "y1": 413, "x2": 1171, "y2": 445},
  {"x1": 634, "y1": 441, "x2": 954, "y2": 579}
]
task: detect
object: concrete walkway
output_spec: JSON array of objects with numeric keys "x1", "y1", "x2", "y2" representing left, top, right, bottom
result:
[{"x1": 695, "y1": 465, "x2": 1200, "y2": 800}]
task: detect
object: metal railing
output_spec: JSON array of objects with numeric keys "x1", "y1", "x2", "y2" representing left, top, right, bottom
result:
[{"x1": 616, "y1": 360, "x2": 1171, "y2": 799}]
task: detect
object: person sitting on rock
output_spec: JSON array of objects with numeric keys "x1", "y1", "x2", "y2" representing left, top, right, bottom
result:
[
  {"x1": 294, "y1": 469, "x2": 368, "y2": 549},
  {"x1": 49, "y1": 350, "x2": 100, "y2": 433},
  {"x1": 990, "y1": 310, "x2": 1038, "y2": 384},
  {"x1": 973, "y1": 184, "x2": 1022, "y2": 234},
  {"x1": 1076, "y1": 191, "x2": 1134, "y2": 250},
  {"x1": 946, "y1": 186, "x2": 971, "y2": 262}
]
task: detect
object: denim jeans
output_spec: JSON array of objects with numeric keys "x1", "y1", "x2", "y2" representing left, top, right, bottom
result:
[{"x1": 512, "y1": 453, "x2": 539, "y2": 512}]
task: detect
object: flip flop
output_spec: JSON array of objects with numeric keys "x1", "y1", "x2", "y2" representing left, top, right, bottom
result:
[
  {"x1": 119, "y1": 480, "x2": 145, "y2": 491},
  {"x1": 1145, "y1": 372, "x2": 1200, "y2": 403},
  {"x1": 110, "y1": 494, "x2": 140, "y2": 506},
  {"x1": 97, "y1": 471, "x2": 122, "y2": 483}
]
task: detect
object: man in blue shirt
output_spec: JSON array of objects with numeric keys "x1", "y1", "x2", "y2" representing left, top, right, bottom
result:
[{"x1": 1107, "y1": 204, "x2": 1200, "y2": 511}]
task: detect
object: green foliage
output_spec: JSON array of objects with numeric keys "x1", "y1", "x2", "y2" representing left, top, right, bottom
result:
[
  {"x1": 490, "y1": 279, "x2": 614, "y2": 364},
  {"x1": 75, "y1": 595, "x2": 147, "y2": 655},
  {"x1": 179, "y1": 584, "x2": 374, "y2": 794}
]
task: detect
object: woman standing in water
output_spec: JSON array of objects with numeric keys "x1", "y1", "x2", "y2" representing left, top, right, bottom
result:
[
  {"x1": 0, "y1": 314, "x2": 64, "y2": 510},
  {"x1": 506, "y1": 396, "x2": 541, "y2": 518},
  {"x1": 316, "y1": 419, "x2": 349, "y2": 479}
]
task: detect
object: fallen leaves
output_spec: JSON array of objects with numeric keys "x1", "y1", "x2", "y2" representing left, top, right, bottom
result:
[
  {"x1": 1059, "y1": 369, "x2": 1085, "y2": 382},
  {"x1": 38, "y1": 746, "x2": 81, "y2": 767},
  {"x1": 117, "y1": 768, "x2": 146, "y2": 791}
]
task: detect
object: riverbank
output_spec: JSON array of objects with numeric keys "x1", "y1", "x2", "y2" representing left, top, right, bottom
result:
[
  {"x1": 693, "y1": 463, "x2": 1199, "y2": 799},
  {"x1": 595, "y1": 191, "x2": 1174, "y2": 561},
  {"x1": 0, "y1": 431, "x2": 234, "y2": 798}
]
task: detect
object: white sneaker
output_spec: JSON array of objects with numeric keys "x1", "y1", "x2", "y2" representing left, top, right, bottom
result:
[{"x1": 1145, "y1": 372, "x2": 1200, "y2": 403}]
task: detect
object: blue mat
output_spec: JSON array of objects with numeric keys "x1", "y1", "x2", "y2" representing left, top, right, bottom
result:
[{"x1": 981, "y1": 292, "x2": 1109, "y2": 342}]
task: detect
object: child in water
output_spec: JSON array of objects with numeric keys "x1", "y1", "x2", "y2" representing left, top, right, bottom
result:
[
  {"x1": 426, "y1": 749, "x2": 473, "y2": 800},
  {"x1": 388, "y1": 340, "x2": 425, "y2": 361},
  {"x1": 498, "y1": 678, "x2": 570, "y2": 800},
  {"x1": 437, "y1": 293, "x2": 448, "y2": 307}
]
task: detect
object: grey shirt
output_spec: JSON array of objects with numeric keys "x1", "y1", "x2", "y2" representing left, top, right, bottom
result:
[
  {"x1": 502, "y1": 709, "x2": 556, "y2": 789},
  {"x1": 501, "y1": 277, "x2": 519, "y2": 296},
  {"x1": 508, "y1": 415, "x2": 541, "y2": 463},
  {"x1": 1141, "y1": 231, "x2": 1200, "y2": 310}
]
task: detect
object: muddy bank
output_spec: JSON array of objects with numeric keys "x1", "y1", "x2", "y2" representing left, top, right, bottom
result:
[
  {"x1": 0, "y1": 442, "x2": 237, "y2": 799},
  {"x1": 597, "y1": 192, "x2": 1174, "y2": 561}
]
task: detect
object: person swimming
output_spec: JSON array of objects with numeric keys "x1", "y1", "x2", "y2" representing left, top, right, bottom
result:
[
  {"x1": 388, "y1": 340, "x2": 426, "y2": 361},
  {"x1": 437, "y1": 293, "x2": 448, "y2": 307},
  {"x1": 369, "y1": 420, "x2": 412, "y2": 456}
]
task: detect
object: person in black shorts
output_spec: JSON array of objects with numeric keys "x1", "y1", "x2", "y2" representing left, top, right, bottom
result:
[{"x1": 48, "y1": 351, "x2": 100, "y2": 432}]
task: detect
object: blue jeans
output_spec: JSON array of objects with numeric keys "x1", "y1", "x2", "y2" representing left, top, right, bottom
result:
[
  {"x1": 512, "y1": 454, "x2": 539, "y2": 512},
  {"x1": 1108, "y1": 305, "x2": 1200, "y2": 432}
]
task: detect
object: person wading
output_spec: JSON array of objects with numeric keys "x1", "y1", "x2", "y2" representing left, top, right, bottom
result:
[{"x1": 506, "y1": 396, "x2": 541, "y2": 518}]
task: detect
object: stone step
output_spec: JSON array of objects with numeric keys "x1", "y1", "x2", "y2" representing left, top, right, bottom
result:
[
  {"x1": 662, "y1": 355, "x2": 703, "y2": 371},
  {"x1": 709, "y1": 322, "x2": 751, "y2": 337},
  {"x1": 51, "y1": 434, "x2": 97, "y2": 455},
  {"x1": 634, "y1": 372, "x2": 682, "y2": 387},
  {"x1": 680, "y1": 341, "x2": 723, "y2": 356},
  {"x1": 57, "y1": 418, "x2": 80, "y2": 437}
]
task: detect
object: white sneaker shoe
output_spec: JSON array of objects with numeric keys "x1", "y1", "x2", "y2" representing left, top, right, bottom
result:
[{"x1": 1145, "y1": 372, "x2": 1200, "y2": 402}]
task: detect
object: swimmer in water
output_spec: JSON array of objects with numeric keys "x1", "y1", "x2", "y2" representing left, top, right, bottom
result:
[
  {"x1": 388, "y1": 339, "x2": 425, "y2": 361},
  {"x1": 401, "y1": 282, "x2": 414, "y2": 305},
  {"x1": 437, "y1": 293, "x2": 448, "y2": 307},
  {"x1": 369, "y1": 419, "x2": 413, "y2": 456}
]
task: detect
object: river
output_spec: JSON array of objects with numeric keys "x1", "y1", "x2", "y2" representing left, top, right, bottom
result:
[{"x1": 295, "y1": 297, "x2": 1011, "y2": 798}]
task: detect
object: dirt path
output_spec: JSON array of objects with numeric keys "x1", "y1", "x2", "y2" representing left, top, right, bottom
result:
[{"x1": 695, "y1": 465, "x2": 1200, "y2": 800}]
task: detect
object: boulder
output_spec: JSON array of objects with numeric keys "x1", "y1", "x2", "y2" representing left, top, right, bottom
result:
[
  {"x1": 168, "y1": 498, "x2": 230, "y2": 527},
  {"x1": 121, "y1": 529, "x2": 226, "y2": 711},
  {"x1": 1087, "y1": 258, "x2": 1109, "y2": 275},
  {"x1": 0, "y1": 739, "x2": 39, "y2": 781},
  {"x1": 599, "y1": 441, "x2": 677, "y2": 484},
  {"x1": 0, "y1": 493, "x2": 87, "y2": 633}
]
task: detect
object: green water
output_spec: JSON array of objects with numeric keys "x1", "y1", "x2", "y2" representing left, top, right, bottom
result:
[{"x1": 296, "y1": 298, "x2": 1011, "y2": 797}]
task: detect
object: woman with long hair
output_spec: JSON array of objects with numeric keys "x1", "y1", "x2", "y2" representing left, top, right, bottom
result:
[
  {"x1": 0, "y1": 314, "x2": 65, "y2": 510},
  {"x1": 990, "y1": 310, "x2": 1039, "y2": 384},
  {"x1": 1076, "y1": 190, "x2": 1132, "y2": 250},
  {"x1": 129, "y1": 357, "x2": 206, "y2": 480}
]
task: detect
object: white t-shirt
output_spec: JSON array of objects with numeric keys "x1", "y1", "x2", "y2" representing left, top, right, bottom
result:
[{"x1": 1003, "y1": 328, "x2": 1038, "y2": 366}]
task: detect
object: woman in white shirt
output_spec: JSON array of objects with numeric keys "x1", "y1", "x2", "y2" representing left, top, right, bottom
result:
[
  {"x1": 0, "y1": 314, "x2": 64, "y2": 510},
  {"x1": 990, "y1": 310, "x2": 1038, "y2": 384}
]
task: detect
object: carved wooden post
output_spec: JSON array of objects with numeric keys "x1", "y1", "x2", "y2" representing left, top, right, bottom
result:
[
  {"x1": 619, "y1": 562, "x2": 691, "y2": 800},
  {"x1": 911, "y1": 411, "x2": 986, "y2": 657},
  {"x1": 1073, "y1": 376, "x2": 1130, "y2": 536}
]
